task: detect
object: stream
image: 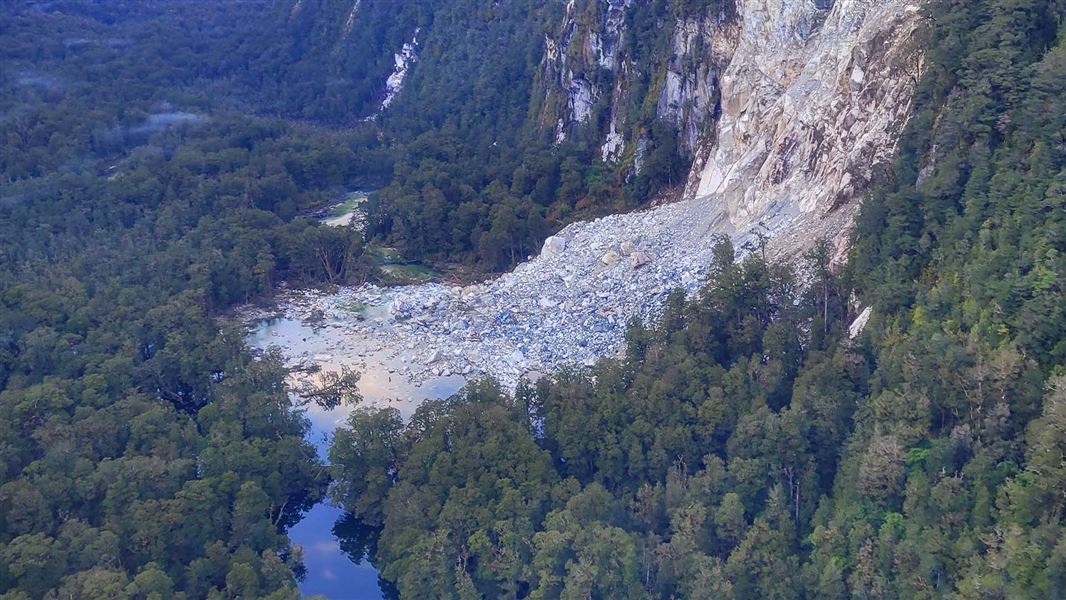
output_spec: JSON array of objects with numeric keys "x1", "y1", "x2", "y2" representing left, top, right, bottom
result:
[{"x1": 247, "y1": 316, "x2": 465, "y2": 599}]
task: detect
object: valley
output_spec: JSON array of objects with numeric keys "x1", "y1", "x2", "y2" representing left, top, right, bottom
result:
[
  {"x1": 259, "y1": 0, "x2": 923, "y2": 395},
  {"x1": 2, "y1": 0, "x2": 1063, "y2": 598}
]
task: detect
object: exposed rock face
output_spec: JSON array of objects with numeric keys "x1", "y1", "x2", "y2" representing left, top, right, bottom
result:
[
  {"x1": 341, "y1": 0, "x2": 361, "y2": 37},
  {"x1": 655, "y1": 11, "x2": 734, "y2": 155},
  {"x1": 539, "y1": 0, "x2": 921, "y2": 259},
  {"x1": 380, "y1": 29, "x2": 420, "y2": 110},
  {"x1": 539, "y1": 0, "x2": 734, "y2": 159},
  {"x1": 849, "y1": 306, "x2": 872, "y2": 339},
  {"x1": 686, "y1": 0, "x2": 924, "y2": 257},
  {"x1": 264, "y1": 0, "x2": 926, "y2": 390},
  {"x1": 540, "y1": 0, "x2": 632, "y2": 143},
  {"x1": 289, "y1": 0, "x2": 305, "y2": 20}
]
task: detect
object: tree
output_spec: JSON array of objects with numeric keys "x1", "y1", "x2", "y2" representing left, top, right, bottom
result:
[
  {"x1": 714, "y1": 493, "x2": 747, "y2": 550},
  {"x1": 857, "y1": 435, "x2": 906, "y2": 501},
  {"x1": 329, "y1": 406, "x2": 407, "y2": 527}
]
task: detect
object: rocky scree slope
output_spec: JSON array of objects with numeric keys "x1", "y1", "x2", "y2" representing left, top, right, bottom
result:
[{"x1": 268, "y1": 0, "x2": 925, "y2": 390}]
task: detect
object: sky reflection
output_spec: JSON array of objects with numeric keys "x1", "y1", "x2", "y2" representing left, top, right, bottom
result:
[{"x1": 249, "y1": 316, "x2": 465, "y2": 599}]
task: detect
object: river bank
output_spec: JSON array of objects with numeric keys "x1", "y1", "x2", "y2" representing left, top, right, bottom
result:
[
  {"x1": 245, "y1": 315, "x2": 465, "y2": 598},
  {"x1": 245, "y1": 191, "x2": 751, "y2": 393}
]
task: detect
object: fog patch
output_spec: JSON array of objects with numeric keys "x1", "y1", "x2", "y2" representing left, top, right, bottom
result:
[
  {"x1": 13, "y1": 70, "x2": 63, "y2": 90},
  {"x1": 96, "y1": 109, "x2": 206, "y2": 152},
  {"x1": 128, "y1": 111, "x2": 204, "y2": 135},
  {"x1": 63, "y1": 37, "x2": 132, "y2": 49}
]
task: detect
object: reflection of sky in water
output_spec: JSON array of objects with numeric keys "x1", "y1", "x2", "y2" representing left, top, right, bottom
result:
[
  {"x1": 249, "y1": 317, "x2": 464, "y2": 599},
  {"x1": 288, "y1": 504, "x2": 382, "y2": 599}
]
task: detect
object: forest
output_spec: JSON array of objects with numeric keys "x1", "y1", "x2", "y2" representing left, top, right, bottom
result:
[
  {"x1": 328, "y1": 0, "x2": 1066, "y2": 597},
  {"x1": 2, "y1": 3, "x2": 387, "y2": 597},
  {"x1": 1, "y1": 0, "x2": 1064, "y2": 598},
  {"x1": 0, "y1": 109, "x2": 385, "y2": 599}
]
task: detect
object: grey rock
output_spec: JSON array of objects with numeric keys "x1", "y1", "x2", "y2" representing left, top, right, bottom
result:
[{"x1": 541, "y1": 235, "x2": 568, "y2": 257}]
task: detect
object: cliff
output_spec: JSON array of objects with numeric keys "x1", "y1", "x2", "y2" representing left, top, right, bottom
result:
[
  {"x1": 688, "y1": 0, "x2": 924, "y2": 259},
  {"x1": 276, "y1": 0, "x2": 929, "y2": 386},
  {"x1": 537, "y1": 0, "x2": 737, "y2": 165},
  {"x1": 538, "y1": 0, "x2": 923, "y2": 257}
]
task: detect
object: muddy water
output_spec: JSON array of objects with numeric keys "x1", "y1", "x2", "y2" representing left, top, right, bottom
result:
[
  {"x1": 247, "y1": 317, "x2": 465, "y2": 599},
  {"x1": 321, "y1": 191, "x2": 368, "y2": 229}
]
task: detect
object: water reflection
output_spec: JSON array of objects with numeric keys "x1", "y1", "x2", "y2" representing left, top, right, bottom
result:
[
  {"x1": 333, "y1": 514, "x2": 400, "y2": 600},
  {"x1": 248, "y1": 316, "x2": 464, "y2": 599},
  {"x1": 288, "y1": 504, "x2": 384, "y2": 599}
]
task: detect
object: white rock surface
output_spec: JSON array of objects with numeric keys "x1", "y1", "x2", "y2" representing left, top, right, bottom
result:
[
  {"x1": 687, "y1": 0, "x2": 924, "y2": 258},
  {"x1": 380, "y1": 28, "x2": 420, "y2": 110},
  {"x1": 342, "y1": 0, "x2": 361, "y2": 37},
  {"x1": 541, "y1": 235, "x2": 568, "y2": 257},
  {"x1": 849, "y1": 306, "x2": 872, "y2": 339}
]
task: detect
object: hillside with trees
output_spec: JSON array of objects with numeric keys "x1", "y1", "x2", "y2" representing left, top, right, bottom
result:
[
  {"x1": 1, "y1": 0, "x2": 1064, "y2": 598},
  {"x1": 3, "y1": 5, "x2": 384, "y2": 596},
  {"x1": 327, "y1": 0, "x2": 1066, "y2": 596}
]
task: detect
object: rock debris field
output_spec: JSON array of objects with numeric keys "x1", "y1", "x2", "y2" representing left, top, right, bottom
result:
[{"x1": 246, "y1": 196, "x2": 763, "y2": 393}]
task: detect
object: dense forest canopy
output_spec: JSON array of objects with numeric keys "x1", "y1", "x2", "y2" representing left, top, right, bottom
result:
[
  {"x1": 2, "y1": 2, "x2": 386, "y2": 597},
  {"x1": 1, "y1": 0, "x2": 1064, "y2": 598},
  {"x1": 4, "y1": 0, "x2": 695, "y2": 273}
]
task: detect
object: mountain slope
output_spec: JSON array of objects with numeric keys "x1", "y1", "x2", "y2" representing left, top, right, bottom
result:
[
  {"x1": 326, "y1": 0, "x2": 1066, "y2": 597},
  {"x1": 273, "y1": 0, "x2": 926, "y2": 389}
]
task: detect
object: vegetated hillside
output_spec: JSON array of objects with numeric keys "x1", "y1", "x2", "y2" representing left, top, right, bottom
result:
[
  {"x1": 0, "y1": 116, "x2": 383, "y2": 597},
  {"x1": 1, "y1": 4, "x2": 384, "y2": 598},
  {"x1": 358, "y1": 0, "x2": 700, "y2": 271},
  {"x1": 5, "y1": 0, "x2": 717, "y2": 273},
  {"x1": 327, "y1": 0, "x2": 1066, "y2": 597},
  {"x1": 223, "y1": 0, "x2": 426, "y2": 122},
  {"x1": 1, "y1": 0, "x2": 1064, "y2": 597}
]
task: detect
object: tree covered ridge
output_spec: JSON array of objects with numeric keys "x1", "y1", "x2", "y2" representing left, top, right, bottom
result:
[
  {"x1": 1, "y1": 4, "x2": 387, "y2": 596},
  {"x1": 328, "y1": 0, "x2": 1066, "y2": 597}
]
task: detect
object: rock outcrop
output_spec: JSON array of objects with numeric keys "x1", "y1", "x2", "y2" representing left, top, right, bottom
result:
[
  {"x1": 380, "y1": 29, "x2": 420, "y2": 110},
  {"x1": 263, "y1": 0, "x2": 926, "y2": 390},
  {"x1": 538, "y1": 0, "x2": 735, "y2": 160},
  {"x1": 686, "y1": 0, "x2": 924, "y2": 258}
]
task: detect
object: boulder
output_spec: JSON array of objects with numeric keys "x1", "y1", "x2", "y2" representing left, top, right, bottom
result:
[
  {"x1": 541, "y1": 235, "x2": 568, "y2": 257},
  {"x1": 600, "y1": 250, "x2": 621, "y2": 266},
  {"x1": 507, "y1": 349, "x2": 525, "y2": 367},
  {"x1": 630, "y1": 251, "x2": 650, "y2": 269}
]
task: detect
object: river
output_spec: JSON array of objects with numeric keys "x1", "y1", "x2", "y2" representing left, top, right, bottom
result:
[{"x1": 247, "y1": 316, "x2": 465, "y2": 599}]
